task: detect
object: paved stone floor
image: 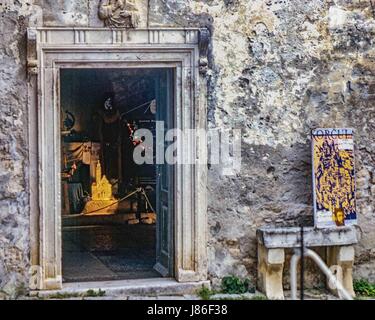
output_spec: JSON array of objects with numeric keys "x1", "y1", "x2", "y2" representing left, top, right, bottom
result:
[
  {"x1": 25, "y1": 291, "x2": 347, "y2": 300},
  {"x1": 62, "y1": 224, "x2": 159, "y2": 282},
  {"x1": 16, "y1": 288, "x2": 375, "y2": 300}
]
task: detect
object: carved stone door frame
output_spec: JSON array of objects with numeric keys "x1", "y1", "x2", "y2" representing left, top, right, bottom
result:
[{"x1": 27, "y1": 27, "x2": 209, "y2": 290}]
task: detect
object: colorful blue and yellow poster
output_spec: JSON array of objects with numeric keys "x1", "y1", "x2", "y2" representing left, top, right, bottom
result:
[{"x1": 312, "y1": 128, "x2": 357, "y2": 228}]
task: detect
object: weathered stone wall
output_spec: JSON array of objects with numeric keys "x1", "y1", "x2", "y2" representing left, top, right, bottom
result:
[
  {"x1": 0, "y1": 0, "x2": 42, "y2": 298},
  {"x1": 0, "y1": 0, "x2": 375, "y2": 296}
]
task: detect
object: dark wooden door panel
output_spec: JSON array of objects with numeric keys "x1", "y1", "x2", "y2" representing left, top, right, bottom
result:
[{"x1": 154, "y1": 69, "x2": 174, "y2": 277}]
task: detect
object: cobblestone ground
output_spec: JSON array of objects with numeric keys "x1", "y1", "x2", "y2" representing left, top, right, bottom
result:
[{"x1": 11, "y1": 289, "x2": 375, "y2": 300}]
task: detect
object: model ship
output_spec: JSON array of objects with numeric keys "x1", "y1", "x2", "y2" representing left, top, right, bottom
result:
[{"x1": 83, "y1": 161, "x2": 118, "y2": 215}]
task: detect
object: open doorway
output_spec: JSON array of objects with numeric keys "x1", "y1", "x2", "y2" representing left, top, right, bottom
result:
[{"x1": 60, "y1": 68, "x2": 174, "y2": 282}]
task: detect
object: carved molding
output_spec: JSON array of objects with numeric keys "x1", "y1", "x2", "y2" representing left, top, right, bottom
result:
[
  {"x1": 27, "y1": 29, "x2": 38, "y2": 76},
  {"x1": 98, "y1": 0, "x2": 140, "y2": 28},
  {"x1": 27, "y1": 60, "x2": 38, "y2": 76},
  {"x1": 27, "y1": 28, "x2": 200, "y2": 46},
  {"x1": 29, "y1": 265, "x2": 42, "y2": 290},
  {"x1": 198, "y1": 28, "x2": 210, "y2": 75},
  {"x1": 27, "y1": 27, "x2": 207, "y2": 290}
]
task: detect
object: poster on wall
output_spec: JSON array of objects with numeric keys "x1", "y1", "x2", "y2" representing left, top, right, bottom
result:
[{"x1": 312, "y1": 128, "x2": 357, "y2": 228}]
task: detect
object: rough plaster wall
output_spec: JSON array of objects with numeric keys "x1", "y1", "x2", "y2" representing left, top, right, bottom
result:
[
  {"x1": 0, "y1": 0, "x2": 375, "y2": 296},
  {"x1": 0, "y1": 0, "x2": 42, "y2": 298}
]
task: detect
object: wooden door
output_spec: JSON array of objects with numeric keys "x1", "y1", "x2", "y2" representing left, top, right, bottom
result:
[{"x1": 154, "y1": 69, "x2": 174, "y2": 276}]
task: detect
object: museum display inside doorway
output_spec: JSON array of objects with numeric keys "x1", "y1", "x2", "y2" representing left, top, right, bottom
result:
[{"x1": 60, "y1": 68, "x2": 174, "y2": 282}]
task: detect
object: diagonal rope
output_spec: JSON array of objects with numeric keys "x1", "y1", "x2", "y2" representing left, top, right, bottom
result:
[
  {"x1": 63, "y1": 187, "x2": 155, "y2": 217},
  {"x1": 141, "y1": 188, "x2": 155, "y2": 213},
  {"x1": 82, "y1": 188, "x2": 142, "y2": 215},
  {"x1": 120, "y1": 99, "x2": 154, "y2": 116}
]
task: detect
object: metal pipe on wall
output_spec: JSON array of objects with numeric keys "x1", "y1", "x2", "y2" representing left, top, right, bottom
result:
[{"x1": 290, "y1": 248, "x2": 353, "y2": 300}]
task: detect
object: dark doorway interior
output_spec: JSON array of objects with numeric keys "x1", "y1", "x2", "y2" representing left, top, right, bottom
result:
[{"x1": 60, "y1": 68, "x2": 172, "y2": 282}]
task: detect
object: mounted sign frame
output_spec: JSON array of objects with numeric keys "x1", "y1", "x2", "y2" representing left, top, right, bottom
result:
[{"x1": 312, "y1": 128, "x2": 357, "y2": 228}]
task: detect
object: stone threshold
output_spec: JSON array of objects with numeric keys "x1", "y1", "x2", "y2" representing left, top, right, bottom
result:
[{"x1": 30, "y1": 278, "x2": 210, "y2": 298}]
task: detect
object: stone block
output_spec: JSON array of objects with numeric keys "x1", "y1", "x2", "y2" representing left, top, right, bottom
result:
[
  {"x1": 326, "y1": 245, "x2": 355, "y2": 297},
  {"x1": 338, "y1": 246, "x2": 355, "y2": 262},
  {"x1": 257, "y1": 226, "x2": 357, "y2": 299},
  {"x1": 257, "y1": 243, "x2": 285, "y2": 300},
  {"x1": 257, "y1": 226, "x2": 358, "y2": 249},
  {"x1": 267, "y1": 248, "x2": 285, "y2": 264}
]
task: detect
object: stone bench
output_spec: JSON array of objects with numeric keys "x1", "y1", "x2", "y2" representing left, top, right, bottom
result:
[{"x1": 256, "y1": 226, "x2": 358, "y2": 299}]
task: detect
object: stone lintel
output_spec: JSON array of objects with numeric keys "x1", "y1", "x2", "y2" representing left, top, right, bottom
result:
[{"x1": 256, "y1": 226, "x2": 358, "y2": 249}]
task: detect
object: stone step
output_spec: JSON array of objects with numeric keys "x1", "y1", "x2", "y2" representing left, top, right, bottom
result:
[{"x1": 31, "y1": 278, "x2": 210, "y2": 298}]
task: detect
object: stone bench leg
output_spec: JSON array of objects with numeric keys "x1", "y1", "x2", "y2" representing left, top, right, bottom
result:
[
  {"x1": 257, "y1": 244, "x2": 285, "y2": 299},
  {"x1": 326, "y1": 245, "x2": 355, "y2": 298}
]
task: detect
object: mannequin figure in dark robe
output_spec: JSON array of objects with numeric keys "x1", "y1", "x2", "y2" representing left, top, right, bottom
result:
[{"x1": 96, "y1": 92, "x2": 122, "y2": 186}]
